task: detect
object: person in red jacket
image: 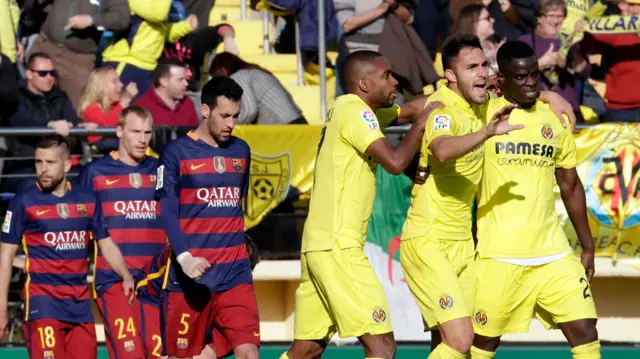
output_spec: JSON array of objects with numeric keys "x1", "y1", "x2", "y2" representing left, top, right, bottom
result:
[
  {"x1": 78, "y1": 66, "x2": 139, "y2": 152},
  {"x1": 581, "y1": 0, "x2": 640, "y2": 123},
  {"x1": 133, "y1": 58, "x2": 199, "y2": 128}
]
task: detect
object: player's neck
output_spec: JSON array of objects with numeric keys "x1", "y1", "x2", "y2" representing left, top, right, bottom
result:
[
  {"x1": 504, "y1": 95, "x2": 534, "y2": 110},
  {"x1": 193, "y1": 126, "x2": 220, "y2": 148},
  {"x1": 354, "y1": 92, "x2": 381, "y2": 112},
  {"x1": 116, "y1": 147, "x2": 144, "y2": 167},
  {"x1": 50, "y1": 180, "x2": 68, "y2": 198},
  {"x1": 447, "y1": 84, "x2": 470, "y2": 105}
]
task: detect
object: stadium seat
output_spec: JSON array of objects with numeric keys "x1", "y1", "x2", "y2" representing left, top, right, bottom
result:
[
  {"x1": 215, "y1": 20, "x2": 269, "y2": 56},
  {"x1": 215, "y1": 0, "x2": 243, "y2": 7},
  {"x1": 209, "y1": 6, "x2": 242, "y2": 23},
  {"x1": 242, "y1": 53, "x2": 299, "y2": 74},
  {"x1": 274, "y1": 72, "x2": 300, "y2": 86},
  {"x1": 285, "y1": 84, "x2": 323, "y2": 124}
]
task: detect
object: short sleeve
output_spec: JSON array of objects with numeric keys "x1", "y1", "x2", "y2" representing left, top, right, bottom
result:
[
  {"x1": 156, "y1": 144, "x2": 181, "y2": 199},
  {"x1": 425, "y1": 108, "x2": 457, "y2": 147},
  {"x1": 556, "y1": 129, "x2": 577, "y2": 169},
  {"x1": 77, "y1": 165, "x2": 94, "y2": 190},
  {"x1": 1, "y1": 195, "x2": 26, "y2": 245},
  {"x1": 376, "y1": 104, "x2": 400, "y2": 130},
  {"x1": 339, "y1": 104, "x2": 385, "y2": 154},
  {"x1": 90, "y1": 196, "x2": 109, "y2": 241}
]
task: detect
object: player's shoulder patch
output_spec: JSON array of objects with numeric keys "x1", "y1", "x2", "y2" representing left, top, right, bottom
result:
[
  {"x1": 156, "y1": 165, "x2": 165, "y2": 190},
  {"x1": 360, "y1": 109, "x2": 380, "y2": 131},
  {"x1": 432, "y1": 112, "x2": 453, "y2": 132},
  {"x1": 2, "y1": 210, "x2": 12, "y2": 233}
]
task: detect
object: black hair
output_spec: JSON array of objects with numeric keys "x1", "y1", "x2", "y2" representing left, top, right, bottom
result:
[
  {"x1": 441, "y1": 33, "x2": 483, "y2": 70},
  {"x1": 201, "y1": 76, "x2": 244, "y2": 110},
  {"x1": 36, "y1": 135, "x2": 70, "y2": 158},
  {"x1": 496, "y1": 41, "x2": 537, "y2": 73},
  {"x1": 341, "y1": 50, "x2": 384, "y2": 93},
  {"x1": 27, "y1": 52, "x2": 53, "y2": 69},
  {"x1": 153, "y1": 58, "x2": 186, "y2": 87}
]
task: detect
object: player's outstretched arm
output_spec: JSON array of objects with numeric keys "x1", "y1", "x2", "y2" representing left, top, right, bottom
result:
[
  {"x1": 397, "y1": 96, "x2": 429, "y2": 125},
  {"x1": 0, "y1": 242, "x2": 19, "y2": 338},
  {"x1": 367, "y1": 101, "x2": 443, "y2": 175},
  {"x1": 539, "y1": 91, "x2": 577, "y2": 131},
  {"x1": 430, "y1": 104, "x2": 520, "y2": 162},
  {"x1": 97, "y1": 237, "x2": 135, "y2": 297},
  {"x1": 556, "y1": 167, "x2": 595, "y2": 281}
]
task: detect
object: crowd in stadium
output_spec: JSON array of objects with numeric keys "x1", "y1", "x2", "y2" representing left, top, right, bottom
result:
[{"x1": 0, "y1": 0, "x2": 638, "y2": 358}]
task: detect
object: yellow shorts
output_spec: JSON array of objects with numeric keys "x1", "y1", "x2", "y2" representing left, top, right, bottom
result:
[
  {"x1": 473, "y1": 254, "x2": 598, "y2": 337},
  {"x1": 293, "y1": 244, "x2": 393, "y2": 342},
  {"x1": 400, "y1": 237, "x2": 475, "y2": 331}
]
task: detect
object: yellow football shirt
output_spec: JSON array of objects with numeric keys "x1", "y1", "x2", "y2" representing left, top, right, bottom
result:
[
  {"x1": 401, "y1": 86, "x2": 486, "y2": 241},
  {"x1": 301, "y1": 94, "x2": 399, "y2": 253},
  {"x1": 477, "y1": 96, "x2": 577, "y2": 258}
]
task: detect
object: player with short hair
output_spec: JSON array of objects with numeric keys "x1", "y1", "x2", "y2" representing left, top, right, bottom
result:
[
  {"x1": 279, "y1": 50, "x2": 443, "y2": 359},
  {"x1": 78, "y1": 106, "x2": 165, "y2": 359},
  {"x1": 156, "y1": 76, "x2": 259, "y2": 359},
  {"x1": 470, "y1": 41, "x2": 599, "y2": 359},
  {"x1": 0, "y1": 135, "x2": 134, "y2": 359},
  {"x1": 400, "y1": 33, "x2": 522, "y2": 359}
]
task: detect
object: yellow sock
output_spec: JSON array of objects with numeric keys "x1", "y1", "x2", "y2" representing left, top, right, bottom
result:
[
  {"x1": 279, "y1": 353, "x2": 290, "y2": 359},
  {"x1": 428, "y1": 343, "x2": 466, "y2": 359},
  {"x1": 469, "y1": 346, "x2": 496, "y2": 359},
  {"x1": 571, "y1": 340, "x2": 601, "y2": 359}
]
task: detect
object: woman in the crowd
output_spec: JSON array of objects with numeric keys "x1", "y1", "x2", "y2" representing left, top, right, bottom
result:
[
  {"x1": 454, "y1": 4, "x2": 503, "y2": 92},
  {"x1": 209, "y1": 52, "x2": 307, "y2": 125},
  {"x1": 520, "y1": 0, "x2": 589, "y2": 122},
  {"x1": 78, "y1": 66, "x2": 138, "y2": 152}
]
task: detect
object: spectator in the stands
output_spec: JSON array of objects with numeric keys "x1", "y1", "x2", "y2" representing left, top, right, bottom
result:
[
  {"x1": 2, "y1": 53, "x2": 89, "y2": 193},
  {"x1": 0, "y1": 53, "x2": 18, "y2": 117},
  {"x1": 209, "y1": 53, "x2": 307, "y2": 125},
  {"x1": 0, "y1": 0, "x2": 21, "y2": 63},
  {"x1": 454, "y1": 4, "x2": 504, "y2": 92},
  {"x1": 79, "y1": 66, "x2": 139, "y2": 153},
  {"x1": 520, "y1": 0, "x2": 590, "y2": 122},
  {"x1": 134, "y1": 58, "x2": 199, "y2": 127},
  {"x1": 582, "y1": 0, "x2": 640, "y2": 123},
  {"x1": 102, "y1": 0, "x2": 197, "y2": 96},
  {"x1": 451, "y1": 0, "x2": 522, "y2": 40},
  {"x1": 29, "y1": 0, "x2": 131, "y2": 108}
]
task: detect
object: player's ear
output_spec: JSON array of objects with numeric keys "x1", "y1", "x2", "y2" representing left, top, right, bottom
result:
[
  {"x1": 444, "y1": 69, "x2": 457, "y2": 84},
  {"x1": 358, "y1": 78, "x2": 369, "y2": 93},
  {"x1": 201, "y1": 103, "x2": 211, "y2": 120},
  {"x1": 63, "y1": 157, "x2": 72, "y2": 174},
  {"x1": 116, "y1": 125, "x2": 124, "y2": 139},
  {"x1": 497, "y1": 72, "x2": 505, "y2": 88}
]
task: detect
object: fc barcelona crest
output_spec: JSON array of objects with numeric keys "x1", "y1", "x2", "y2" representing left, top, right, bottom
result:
[
  {"x1": 76, "y1": 204, "x2": 88, "y2": 217},
  {"x1": 57, "y1": 203, "x2": 70, "y2": 219},
  {"x1": 213, "y1": 156, "x2": 226, "y2": 174},
  {"x1": 129, "y1": 173, "x2": 142, "y2": 188},
  {"x1": 232, "y1": 158, "x2": 244, "y2": 172}
]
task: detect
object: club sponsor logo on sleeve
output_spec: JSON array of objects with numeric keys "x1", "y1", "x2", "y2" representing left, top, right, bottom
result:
[
  {"x1": 156, "y1": 166, "x2": 164, "y2": 190},
  {"x1": 361, "y1": 110, "x2": 380, "y2": 131},
  {"x1": 433, "y1": 114, "x2": 451, "y2": 131},
  {"x1": 2, "y1": 211, "x2": 12, "y2": 233}
]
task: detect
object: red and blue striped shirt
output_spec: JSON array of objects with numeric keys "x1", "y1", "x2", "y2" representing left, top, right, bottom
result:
[
  {"x1": 1, "y1": 182, "x2": 109, "y2": 323},
  {"x1": 78, "y1": 152, "x2": 165, "y2": 296},
  {"x1": 156, "y1": 132, "x2": 252, "y2": 292}
]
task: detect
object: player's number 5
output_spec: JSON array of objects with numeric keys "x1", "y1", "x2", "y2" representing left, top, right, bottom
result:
[
  {"x1": 37, "y1": 326, "x2": 56, "y2": 348},
  {"x1": 179, "y1": 313, "x2": 190, "y2": 335}
]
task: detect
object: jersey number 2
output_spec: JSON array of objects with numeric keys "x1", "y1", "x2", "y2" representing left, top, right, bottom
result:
[{"x1": 579, "y1": 277, "x2": 591, "y2": 299}]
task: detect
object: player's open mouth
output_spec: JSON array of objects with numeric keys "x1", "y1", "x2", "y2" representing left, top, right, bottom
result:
[
  {"x1": 472, "y1": 83, "x2": 486, "y2": 95},
  {"x1": 524, "y1": 89, "x2": 537, "y2": 97}
]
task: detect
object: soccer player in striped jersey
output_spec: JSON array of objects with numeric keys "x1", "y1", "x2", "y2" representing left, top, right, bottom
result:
[
  {"x1": 156, "y1": 77, "x2": 259, "y2": 359},
  {"x1": 78, "y1": 106, "x2": 165, "y2": 359},
  {"x1": 0, "y1": 135, "x2": 133, "y2": 359}
]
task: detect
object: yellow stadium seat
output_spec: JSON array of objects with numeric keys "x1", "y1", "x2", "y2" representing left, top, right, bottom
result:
[
  {"x1": 285, "y1": 84, "x2": 323, "y2": 124},
  {"x1": 243, "y1": 53, "x2": 299, "y2": 73},
  {"x1": 209, "y1": 6, "x2": 242, "y2": 23},
  {"x1": 215, "y1": 0, "x2": 243, "y2": 7},
  {"x1": 274, "y1": 72, "x2": 300, "y2": 86},
  {"x1": 215, "y1": 20, "x2": 269, "y2": 56}
]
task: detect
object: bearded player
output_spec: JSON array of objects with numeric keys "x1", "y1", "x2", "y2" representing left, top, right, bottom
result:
[
  {"x1": 280, "y1": 50, "x2": 443, "y2": 359},
  {"x1": 78, "y1": 106, "x2": 165, "y2": 359},
  {"x1": 470, "y1": 41, "x2": 599, "y2": 359},
  {"x1": 156, "y1": 77, "x2": 259, "y2": 359},
  {"x1": 0, "y1": 135, "x2": 133, "y2": 359}
]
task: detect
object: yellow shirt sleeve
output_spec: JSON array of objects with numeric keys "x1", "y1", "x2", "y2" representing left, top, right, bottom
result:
[
  {"x1": 167, "y1": 20, "x2": 194, "y2": 43},
  {"x1": 0, "y1": 0, "x2": 20, "y2": 63},
  {"x1": 556, "y1": 129, "x2": 578, "y2": 169},
  {"x1": 425, "y1": 108, "x2": 456, "y2": 147},
  {"x1": 340, "y1": 104, "x2": 386, "y2": 154},
  {"x1": 376, "y1": 104, "x2": 400, "y2": 130}
]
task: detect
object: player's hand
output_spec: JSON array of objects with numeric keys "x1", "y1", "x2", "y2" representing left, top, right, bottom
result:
[
  {"x1": 414, "y1": 164, "x2": 429, "y2": 185},
  {"x1": 415, "y1": 101, "x2": 445, "y2": 129},
  {"x1": 122, "y1": 273, "x2": 135, "y2": 304},
  {"x1": 544, "y1": 91, "x2": 577, "y2": 131},
  {"x1": 178, "y1": 252, "x2": 211, "y2": 280},
  {"x1": 0, "y1": 307, "x2": 8, "y2": 340},
  {"x1": 485, "y1": 104, "x2": 521, "y2": 137},
  {"x1": 581, "y1": 249, "x2": 595, "y2": 282}
]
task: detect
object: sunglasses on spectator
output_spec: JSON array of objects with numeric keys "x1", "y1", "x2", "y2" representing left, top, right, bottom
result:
[{"x1": 29, "y1": 69, "x2": 57, "y2": 77}]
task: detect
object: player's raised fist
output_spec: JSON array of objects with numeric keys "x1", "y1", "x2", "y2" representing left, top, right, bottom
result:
[{"x1": 177, "y1": 252, "x2": 211, "y2": 279}]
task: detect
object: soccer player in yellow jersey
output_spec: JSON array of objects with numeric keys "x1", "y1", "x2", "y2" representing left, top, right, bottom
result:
[
  {"x1": 279, "y1": 51, "x2": 442, "y2": 359},
  {"x1": 470, "y1": 41, "x2": 599, "y2": 359},
  {"x1": 400, "y1": 34, "x2": 523, "y2": 359}
]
